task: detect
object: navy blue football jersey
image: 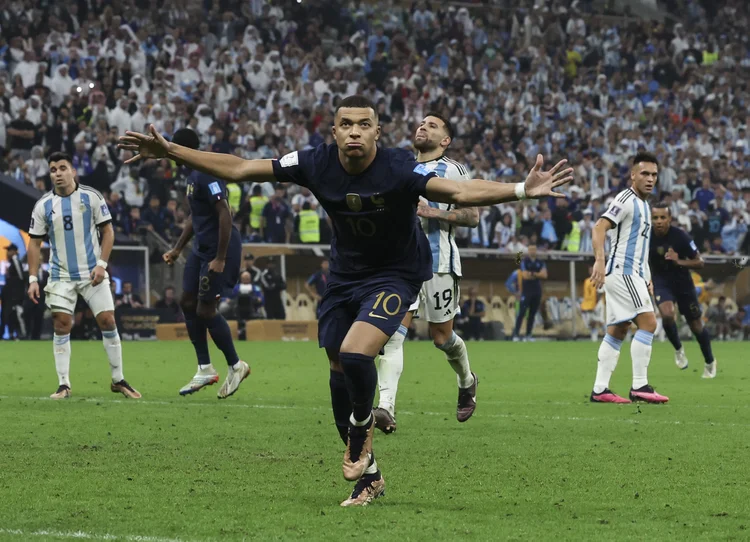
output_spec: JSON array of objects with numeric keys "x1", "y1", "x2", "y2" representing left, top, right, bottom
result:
[
  {"x1": 186, "y1": 170, "x2": 241, "y2": 260},
  {"x1": 521, "y1": 257, "x2": 545, "y2": 296},
  {"x1": 649, "y1": 225, "x2": 698, "y2": 283},
  {"x1": 271, "y1": 144, "x2": 438, "y2": 282}
]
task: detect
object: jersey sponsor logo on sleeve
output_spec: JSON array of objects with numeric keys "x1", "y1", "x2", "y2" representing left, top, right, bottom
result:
[
  {"x1": 30, "y1": 216, "x2": 35, "y2": 229},
  {"x1": 280, "y1": 151, "x2": 299, "y2": 168},
  {"x1": 608, "y1": 205, "x2": 622, "y2": 217},
  {"x1": 689, "y1": 240, "x2": 697, "y2": 251},
  {"x1": 100, "y1": 204, "x2": 110, "y2": 216},
  {"x1": 209, "y1": 182, "x2": 222, "y2": 195},
  {"x1": 413, "y1": 163, "x2": 430, "y2": 175}
]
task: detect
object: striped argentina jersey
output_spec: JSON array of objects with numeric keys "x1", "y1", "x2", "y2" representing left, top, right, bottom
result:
[
  {"x1": 419, "y1": 156, "x2": 470, "y2": 276},
  {"x1": 28, "y1": 184, "x2": 112, "y2": 282},
  {"x1": 601, "y1": 188, "x2": 652, "y2": 280}
]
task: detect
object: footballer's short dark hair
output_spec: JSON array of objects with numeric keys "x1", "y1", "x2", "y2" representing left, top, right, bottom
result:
[
  {"x1": 335, "y1": 95, "x2": 378, "y2": 122},
  {"x1": 652, "y1": 201, "x2": 671, "y2": 214},
  {"x1": 632, "y1": 152, "x2": 659, "y2": 168},
  {"x1": 172, "y1": 128, "x2": 201, "y2": 150},
  {"x1": 47, "y1": 152, "x2": 72, "y2": 165}
]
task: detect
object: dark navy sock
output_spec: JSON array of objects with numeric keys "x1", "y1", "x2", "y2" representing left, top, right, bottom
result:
[
  {"x1": 184, "y1": 311, "x2": 211, "y2": 367},
  {"x1": 695, "y1": 327, "x2": 715, "y2": 364},
  {"x1": 205, "y1": 314, "x2": 240, "y2": 366},
  {"x1": 340, "y1": 352, "x2": 377, "y2": 423},
  {"x1": 329, "y1": 369, "x2": 351, "y2": 445},
  {"x1": 663, "y1": 319, "x2": 682, "y2": 351}
]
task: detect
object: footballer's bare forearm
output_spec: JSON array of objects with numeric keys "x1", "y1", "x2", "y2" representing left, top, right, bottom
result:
[
  {"x1": 215, "y1": 203, "x2": 232, "y2": 261},
  {"x1": 426, "y1": 177, "x2": 518, "y2": 206},
  {"x1": 592, "y1": 219, "x2": 611, "y2": 262},
  {"x1": 99, "y1": 223, "x2": 114, "y2": 263},
  {"x1": 27, "y1": 238, "x2": 43, "y2": 277},
  {"x1": 429, "y1": 206, "x2": 480, "y2": 227},
  {"x1": 677, "y1": 256, "x2": 704, "y2": 269},
  {"x1": 173, "y1": 216, "x2": 194, "y2": 252},
  {"x1": 167, "y1": 143, "x2": 276, "y2": 184}
]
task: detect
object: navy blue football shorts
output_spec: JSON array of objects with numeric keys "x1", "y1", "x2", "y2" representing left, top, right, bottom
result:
[
  {"x1": 318, "y1": 275, "x2": 422, "y2": 352},
  {"x1": 183, "y1": 249, "x2": 241, "y2": 303},
  {"x1": 653, "y1": 275, "x2": 702, "y2": 321}
]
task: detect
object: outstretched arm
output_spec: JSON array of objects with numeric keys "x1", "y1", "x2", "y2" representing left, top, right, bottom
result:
[
  {"x1": 425, "y1": 155, "x2": 572, "y2": 207},
  {"x1": 119, "y1": 125, "x2": 276, "y2": 184}
]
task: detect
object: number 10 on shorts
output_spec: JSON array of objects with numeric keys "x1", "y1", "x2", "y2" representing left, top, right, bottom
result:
[{"x1": 368, "y1": 291, "x2": 402, "y2": 320}]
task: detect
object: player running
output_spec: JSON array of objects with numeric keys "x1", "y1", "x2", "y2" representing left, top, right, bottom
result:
[
  {"x1": 589, "y1": 152, "x2": 668, "y2": 404},
  {"x1": 374, "y1": 114, "x2": 479, "y2": 434},
  {"x1": 118, "y1": 95, "x2": 573, "y2": 507},
  {"x1": 650, "y1": 202, "x2": 717, "y2": 378},
  {"x1": 161, "y1": 129, "x2": 249, "y2": 398},
  {"x1": 27, "y1": 152, "x2": 141, "y2": 400}
]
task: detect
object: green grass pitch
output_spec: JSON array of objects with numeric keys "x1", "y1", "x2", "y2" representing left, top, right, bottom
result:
[{"x1": 0, "y1": 339, "x2": 747, "y2": 541}]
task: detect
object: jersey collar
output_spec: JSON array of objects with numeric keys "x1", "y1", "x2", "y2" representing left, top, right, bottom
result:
[{"x1": 53, "y1": 181, "x2": 79, "y2": 198}]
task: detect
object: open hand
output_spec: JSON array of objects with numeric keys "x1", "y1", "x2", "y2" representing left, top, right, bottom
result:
[
  {"x1": 118, "y1": 124, "x2": 170, "y2": 165},
  {"x1": 523, "y1": 154, "x2": 574, "y2": 199}
]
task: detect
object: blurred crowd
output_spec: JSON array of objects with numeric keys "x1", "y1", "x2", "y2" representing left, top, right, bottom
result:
[{"x1": 0, "y1": 0, "x2": 749, "y2": 255}]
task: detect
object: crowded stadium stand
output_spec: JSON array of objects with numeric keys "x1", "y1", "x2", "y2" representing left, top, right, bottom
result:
[{"x1": 1, "y1": 0, "x2": 749, "y2": 341}]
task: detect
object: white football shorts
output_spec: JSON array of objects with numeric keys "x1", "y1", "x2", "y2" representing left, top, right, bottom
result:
[
  {"x1": 45, "y1": 278, "x2": 115, "y2": 316},
  {"x1": 604, "y1": 274, "x2": 653, "y2": 326},
  {"x1": 409, "y1": 272, "x2": 461, "y2": 324}
]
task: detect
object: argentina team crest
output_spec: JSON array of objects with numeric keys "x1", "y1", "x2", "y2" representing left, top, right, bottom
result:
[{"x1": 346, "y1": 193, "x2": 362, "y2": 212}]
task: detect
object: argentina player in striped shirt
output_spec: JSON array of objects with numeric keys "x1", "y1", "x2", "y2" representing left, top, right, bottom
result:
[
  {"x1": 589, "y1": 152, "x2": 668, "y2": 404},
  {"x1": 374, "y1": 114, "x2": 480, "y2": 434},
  {"x1": 27, "y1": 152, "x2": 141, "y2": 400}
]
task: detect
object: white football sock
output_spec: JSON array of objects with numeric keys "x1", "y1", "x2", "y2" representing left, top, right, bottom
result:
[
  {"x1": 198, "y1": 363, "x2": 217, "y2": 374},
  {"x1": 593, "y1": 334, "x2": 622, "y2": 394},
  {"x1": 53, "y1": 333, "x2": 71, "y2": 387},
  {"x1": 631, "y1": 330, "x2": 654, "y2": 389},
  {"x1": 377, "y1": 325, "x2": 406, "y2": 415},
  {"x1": 437, "y1": 331, "x2": 474, "y2": 389},
  {"x1": 102, "y1": 328, "x2": 124, "y2": 383},
  {"x1": 350, "y1": 413, "x2": 372, "y2": 427},
  {"x1": 364, "y1": 455, "x2": 378, "y2": 475}
]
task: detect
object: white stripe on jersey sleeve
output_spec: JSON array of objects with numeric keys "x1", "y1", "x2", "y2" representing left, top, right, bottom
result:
[
  {"x1": 85, "y1": 187, "x2": 111, "y2": 225},
  {"x1": 29, "y1": 194, "x2": 52, "y2": 237},
  {"x1": 602, "y1": 190, "x2": 633, "y2": 225}
]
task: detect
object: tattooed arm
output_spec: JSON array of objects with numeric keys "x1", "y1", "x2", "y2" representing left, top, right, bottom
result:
[{"x1": 416, "y1": 198, "x2": 480, "y2": 227}]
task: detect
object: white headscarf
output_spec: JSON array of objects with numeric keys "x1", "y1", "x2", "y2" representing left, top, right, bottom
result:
[
  {"x1": 51, "y1": 65, "x2": 75, "y2": 104},
  {"x1": 129, "y1": 73, "x2": 150, "y2": 102}
]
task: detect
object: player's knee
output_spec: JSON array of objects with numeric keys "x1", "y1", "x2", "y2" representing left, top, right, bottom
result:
[
  {"x1": 53, "y1": 314, "x2": 73, "y2": 335},
  {"x1": 689, "y1": 319, "x2": 703, "y2": 334},
  {"x1": 662, "y1": 315, "x2": 675, "y2": 327},
  {"x1": 431, "y1": 326, "x2": 452, "y2": 348},
  {"x1": 608, "y1": 324, "x2": 629, "y2": 341},
  {"x1": 329, "y1": 359, "x2": 343, "y2": 372},
  {"x1": 181, "y1": 298, "x2": 197, "y2": 316},
  {"x1": 180, "y1": 292, "x2": 198, "y2": 314},
  {"x1": 96, "y1": 311, "x2": 116, "y2": 331},
  {"x1": 639, "y1": 315, "x2": 657, "y2": 334}
]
